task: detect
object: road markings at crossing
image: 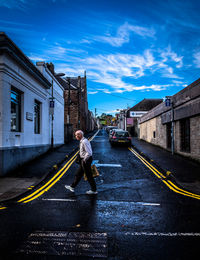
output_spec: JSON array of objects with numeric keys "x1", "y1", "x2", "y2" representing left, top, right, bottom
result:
[
  {"x1": 18, "y1": 152, "x2": 78, "y2": 203},
  {"x1": 0, "y1": 206, "x2": 7, "y2": 210},
  {"x1": 17, "y1": 130, "x2": 99, "y2": 204},
  {"x1": 128, "y1": 147, "x2": 200, "y2": 200},
  {"x1": 95, "y1": 164, "x2": 122, "y2": 167},
  {"x1": 42, "y1": 198, "x2": 76, "y2": 202},
  {"x1": 42, "y1": 198, "x2": 161, "y2": 206}
]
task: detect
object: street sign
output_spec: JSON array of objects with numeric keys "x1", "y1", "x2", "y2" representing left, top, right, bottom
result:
[
  {"x1": 49, "y1": 101, "x2": 54, "y2": 115},
  {"x1": 165, "y1": 98, "x2": 171, "y2": 107},
  {"x1": 50, "y1": 101, "x2": 55, "y2": 108},
  {"x1": 130, "y1": 111, "x2": 146, "y2": 117}
]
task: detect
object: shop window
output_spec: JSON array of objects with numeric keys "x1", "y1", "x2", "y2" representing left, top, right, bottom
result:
[
  {"x1": 180, "y1": 118, "x2": 190, "y2": 152},
  {"x1": 34, "y1": 100, "x2": 41, "y2": 134},
  {"x1": 11, "y1": 87, "x2": 21, "y2": 132}
]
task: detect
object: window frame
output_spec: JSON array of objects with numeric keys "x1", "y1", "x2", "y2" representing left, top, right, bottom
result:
[
  {"x1": 34, "y1": 99, "x2": 41, "y2": 134},
  {"x1": 11, "y1": 86, "x2": 22, "y2": 132}
]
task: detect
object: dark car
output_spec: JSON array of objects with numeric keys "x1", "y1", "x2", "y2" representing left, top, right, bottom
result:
[
  {"x1": 110, "y1": 130, "x2": 131, "y2": 146},
  {"x1": 106, "y1": 126, "x2": 118, "y2": 134}
]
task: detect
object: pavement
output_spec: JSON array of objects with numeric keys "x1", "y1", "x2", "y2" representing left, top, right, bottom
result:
[
  {"x1": 0, "y1": 138, "x2": 80, "y2": 202},
  {"x1": 131, "y1": 137, "x2": 200, "y2": 195},
  {"x1": 0, "y1": 132, "x2": 200, "y2": 203}
]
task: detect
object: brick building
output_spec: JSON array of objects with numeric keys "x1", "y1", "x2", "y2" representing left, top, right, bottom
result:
[
  {"x1": 139, "y1": 79, "x2": 200, "y2": 162},
  {"x1": 56, "y1": 72, "x2": 95, "y2": 140}
]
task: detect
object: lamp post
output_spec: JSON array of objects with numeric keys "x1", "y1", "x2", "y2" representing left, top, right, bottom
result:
[
  {"x1": 50, "y1": 72, "x2": 65, "y2": 149},
  {"x1": 67, "y1": 77, "x2": 71, "y2": 124},
  {"x1": 165, "y1": 96, "x2": 174, "y2": 155},
  {"x1": 116, "y1": 109, "x2": 126, "y2": 130}
]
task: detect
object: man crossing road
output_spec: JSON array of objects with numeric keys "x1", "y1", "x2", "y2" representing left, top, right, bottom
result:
[{"x1": 65, "y1": 130, "x2": 97, "y2": 195}]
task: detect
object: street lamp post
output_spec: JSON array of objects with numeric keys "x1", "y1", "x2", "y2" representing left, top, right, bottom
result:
[
  {"x1": 67, "y1": 77, "x2": 71, "y2": 124},
  {"x1": 50, "y1": 79, "x2": 54, "y2": 149},
  {"x1": 165, "y1": 96, "x2": 174, "y2": 155},
  {"x1": 171, "y1": 101, "x2": 175, "y2": 155}
]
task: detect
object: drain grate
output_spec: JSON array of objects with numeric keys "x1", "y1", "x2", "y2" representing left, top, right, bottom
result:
[{"x1": 16, "y1": 231, "x2": 108, "y2": 258}]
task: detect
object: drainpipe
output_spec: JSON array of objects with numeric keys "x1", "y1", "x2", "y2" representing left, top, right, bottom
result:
[{"x1": 171, "y1": 101, "x2": 174, "y2": 155}]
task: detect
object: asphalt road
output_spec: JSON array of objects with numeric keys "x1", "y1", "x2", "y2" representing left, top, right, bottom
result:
[{"x1": 0, "y1": 129, "x2": 200, "y2": 260}]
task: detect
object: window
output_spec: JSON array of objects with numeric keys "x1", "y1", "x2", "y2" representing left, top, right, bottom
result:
[
  {"x1": 180, "y1": 118, "x2": 190, "y2": 152},
  {"x1": 34, "y1": 100, "x2": 41, "y2": 134},
  {"x1": 11, "y1": 87, "x2": 21, "y2": 132},
  {"x1": 115, "y1": 131, "x2": 129, "y2": 137},
  {"x1": 153, "y1": 131, "x2": 156, "y2": 138}
]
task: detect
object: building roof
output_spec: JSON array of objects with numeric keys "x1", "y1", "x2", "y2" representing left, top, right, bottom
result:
[
  {"x1": 128, "y1": 99, "x2": 163, "y2": 112},
  {"x1": 0, "y1": 32, "x2": 51, "y2": 89}
]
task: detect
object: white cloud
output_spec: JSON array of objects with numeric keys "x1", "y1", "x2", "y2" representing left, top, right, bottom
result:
[
  {"x1": 88, "y1": 91, "x2": 98, "y2": 94},
  {"x1": 160, "y1": 45, "x2": 183, "y2": 68},
  {"x1": 193, "y1": 51, "x2": 200, "y2": 68},
  {"x1": 97, "y1": 22, "x2": 155, "y2": 47},
  {"x1": 29, "y1": 55, "x2": 45, "y2": 62},
  {"x1": 54, "y1": 46, "x2": 184, "y2": 93}
]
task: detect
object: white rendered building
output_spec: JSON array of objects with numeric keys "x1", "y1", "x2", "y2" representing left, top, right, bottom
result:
[{"x1": 0, "y1": 33, "x2": 64, "y2": 175}]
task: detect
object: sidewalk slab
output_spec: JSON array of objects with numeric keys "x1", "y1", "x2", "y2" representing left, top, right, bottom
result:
[{"x1": 131, "y1": 137, "x2": 200, "y2": 195}]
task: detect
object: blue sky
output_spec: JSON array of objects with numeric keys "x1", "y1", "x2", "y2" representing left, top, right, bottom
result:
[{"x1": 1, "y1": 0, "x2": 200, "y2": 116}]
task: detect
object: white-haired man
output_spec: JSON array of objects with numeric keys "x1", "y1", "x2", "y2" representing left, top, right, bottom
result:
[{"x1": 65, "y1": 130, "x2": 97, "y2": 194}]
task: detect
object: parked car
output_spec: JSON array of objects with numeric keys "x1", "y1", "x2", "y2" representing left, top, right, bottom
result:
[
  {"x1": 110, "y1": 130, "x2": 131, "y2": 146},
  {"x1": 109, "y1": 128, "x2": 122, "y2": 141},
  {"x1": 106, "y1": 126, "x2": 118, "y2": 134}
]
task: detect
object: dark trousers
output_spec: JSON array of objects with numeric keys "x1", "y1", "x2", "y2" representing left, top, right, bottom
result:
[{"x1": 71, "y1": 156, "x2": 97, "y2": 191}]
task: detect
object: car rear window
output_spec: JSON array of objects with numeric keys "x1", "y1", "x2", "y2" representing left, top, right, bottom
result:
[{"x1": 115, "y1": 132, "x2": 129, "y2": 137}]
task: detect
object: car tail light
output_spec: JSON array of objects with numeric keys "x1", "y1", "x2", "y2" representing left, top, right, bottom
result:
[{"x1": 112, "y1": 136, "x2": 117, "y2": 139}]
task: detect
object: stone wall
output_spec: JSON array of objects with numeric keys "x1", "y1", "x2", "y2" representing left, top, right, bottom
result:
[{"x1": 140, "y1": 116, "x2": 167, "y2": 149}]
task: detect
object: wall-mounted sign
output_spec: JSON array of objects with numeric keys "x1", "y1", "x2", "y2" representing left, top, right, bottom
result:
[
  {"x1": 49, "y1": 100, "x2": 55, "y2": 115},
  {"x1": 130, "y1": 111, "x2": 147, "y2": 117},
  {"x1": 26, "y1": 112, "x2": 33, "y2": 121},
  {"x1": 165, "y1": 98, "x2": 171, "y2": 107},
  {"x1": 127, "y1": 118, "x2": 133, "y2": 126},
  {"x1": 50, "y1": 100, "x2": 55, "y2": 108}
]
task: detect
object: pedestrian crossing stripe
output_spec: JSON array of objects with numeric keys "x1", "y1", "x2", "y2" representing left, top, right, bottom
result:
[{"x1": 128, "y1": 147, "x2": 200, "y2": 200}]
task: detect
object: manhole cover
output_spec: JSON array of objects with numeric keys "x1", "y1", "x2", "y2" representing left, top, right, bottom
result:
[{"x1": 16, "y1": 231, "x2": 108, "y2": 258}]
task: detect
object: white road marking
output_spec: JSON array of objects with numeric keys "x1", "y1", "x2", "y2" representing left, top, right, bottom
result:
[
  {"x1": 42, "y1": 198, "x2": 160, "y2": 206},
  {"x1": 95, "y1": 164, "x2": 122, "y2": 167},
  {"x1": 124, "y1": 232, "x2": 200, "y2": 237},
  {"x1": 42, "y1": 198, "x2": 76, "y2": 202},
  {"x1": 89, "y1": 130, "x2": 100, "y2": 141}
]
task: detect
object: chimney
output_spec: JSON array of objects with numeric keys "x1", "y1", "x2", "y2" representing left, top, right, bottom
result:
[{"x1": 46, "y1": 62, "x2": 55, "y2": 75}]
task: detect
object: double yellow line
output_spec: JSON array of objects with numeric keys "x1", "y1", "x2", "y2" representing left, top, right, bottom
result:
[
  {"x1": 129, "y1": 147, "x2": 200, "y2": 200},
  {"x1": 0, "y1": 206, "x2": 7, "y2": 210},
  {"x1": 18, "y1": 150, "x2": 79, "y2": 204},
  {"x1": 17, "y1": 131, "x2": 99, "y2": 204}
]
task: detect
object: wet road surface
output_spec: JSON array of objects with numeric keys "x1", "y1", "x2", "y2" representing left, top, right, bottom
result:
[{"x1": 0, "y1": 129, "x2": 200, "y2": 259}]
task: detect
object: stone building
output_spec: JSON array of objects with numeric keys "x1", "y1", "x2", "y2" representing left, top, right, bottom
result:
[
  {"x1": 126, "y1": 99, "x2": 163, "y2": 136},
  {"x1": 56, "y1": 72, "x2": 95, "y2": 140},
  {"x1": 0, "y1": 33, "x2": 64, "y2": 175},
  {"x1": 139, "y1": 79, "x2": 200, "y2": 162}
]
